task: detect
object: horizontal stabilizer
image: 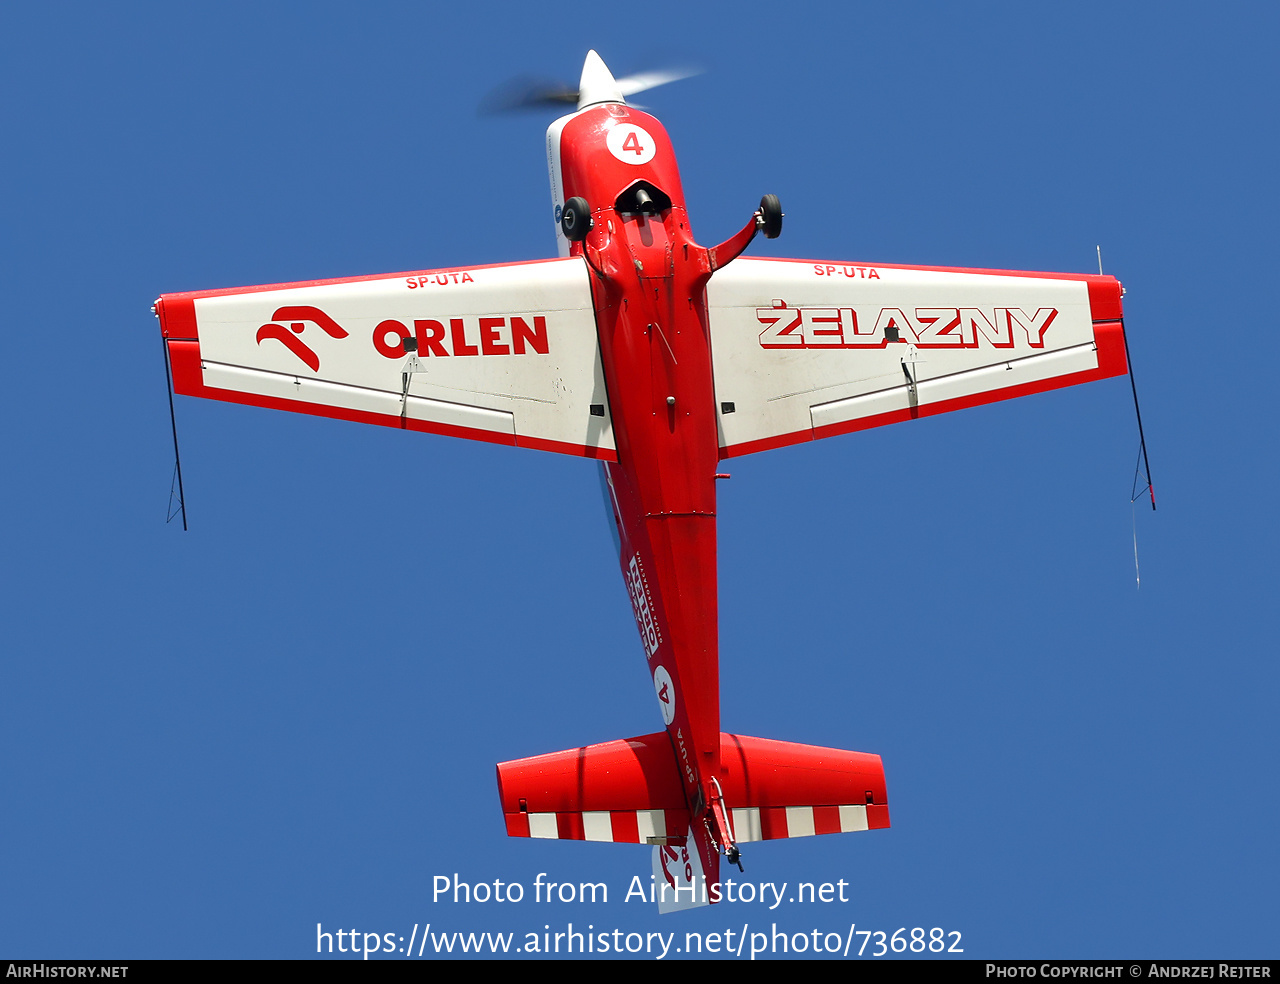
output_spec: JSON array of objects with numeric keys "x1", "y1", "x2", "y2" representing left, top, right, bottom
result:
[
  {"x1": 497, "y1": 732, "x2": 688, "y2": 843},
  {"x1": 496, "y1": 732, "x2": 887, "y2": 843},
  {"x1": 720, "y1": 733, "x2": 889, "y2": 841}
]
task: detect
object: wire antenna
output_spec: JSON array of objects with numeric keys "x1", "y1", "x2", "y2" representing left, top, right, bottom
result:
[
  {"x1": 1123, "y1": 326, "x2": 1156, "y2": 513},
  {"x1": 1099, "y1": 247, "x2": 1153, "y2": 588},
  {"x1": 1100, "y1": 246, "x2": 1154, "y2": 589},
  {"x1": 1098, "y1": 247, "x2": 1155, "y2": 512},
  {"x1": 161, "y1": 335, "x2": 188, "y2": 531}
]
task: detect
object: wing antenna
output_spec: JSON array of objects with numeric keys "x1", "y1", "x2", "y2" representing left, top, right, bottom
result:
[
  {"x1": 1122, "y1": 322, "x2": 1155, "y2": 511},
  {"x1": 161, "y1": 333, "x2": 188, "y2": 531},
  {"x1": 1098, "y1": 247, "x2": 1155, "y2": 511}
]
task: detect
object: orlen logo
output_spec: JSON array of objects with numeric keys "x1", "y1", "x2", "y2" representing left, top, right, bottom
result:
[
  {"x1": 626, "y1": 553, "x2": 660, "y2": 657},
  {"x1": 256, "y1": 304, "x2": 553, "y2": 373},
  {"x1": 256, "y1": 305, "x2": 349, "y2": 373},
  {"x1": 757, "y1": 301, "x2": 1059, "y2": 350},
  {"x1": 373, "y1": 317, "x2": 550, "y2": 359},
  {"x1": 657, "y1": 841, "x2": 694, "y2": 892}
]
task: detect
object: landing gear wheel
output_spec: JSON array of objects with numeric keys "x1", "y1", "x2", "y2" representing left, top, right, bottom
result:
[
  {"x1": 561, "y1": 196, "x2": 593, "y2": 242},
  {"x1": 759, "y1": 194, "x2": 783, "y2": 239}
]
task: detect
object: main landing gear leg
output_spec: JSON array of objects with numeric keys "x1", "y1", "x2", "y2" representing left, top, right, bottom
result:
[{"x1": 707, "y1": 194, "x2": 784, "y2": 271}]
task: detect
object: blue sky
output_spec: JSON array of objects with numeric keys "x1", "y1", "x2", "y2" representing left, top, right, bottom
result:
[{"x1": 2, "y1": 1, "x2": 1276, "y2": 960}]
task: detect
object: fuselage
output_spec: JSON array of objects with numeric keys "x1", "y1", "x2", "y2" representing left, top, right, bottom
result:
[{"x1": 548, "y1": 103, "x2": 728, "y2": 882}]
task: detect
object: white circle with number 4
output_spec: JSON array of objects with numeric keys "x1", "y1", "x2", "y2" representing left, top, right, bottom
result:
[
  {"x1": 607, "y1": 123, "x2": 656, "y2": 165},
  {"x1": 652, "y1": 665, "x2": 675, "y2": 724}
]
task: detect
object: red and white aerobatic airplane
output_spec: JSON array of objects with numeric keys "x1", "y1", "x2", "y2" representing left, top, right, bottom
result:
[{"x1": 156, "y1": 52, "x2": 1128, "y2": 911}]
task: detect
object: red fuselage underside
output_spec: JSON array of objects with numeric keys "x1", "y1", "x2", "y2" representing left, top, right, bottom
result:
[{"x1": 559, "y1": 104, "x2": 729, "y2": 880}]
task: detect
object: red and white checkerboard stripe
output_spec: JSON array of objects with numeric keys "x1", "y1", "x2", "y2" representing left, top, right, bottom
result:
[
  {"x1": 504, "y1": 809, "x2": 690, "y2": 843},
  {"x1": 731, "y1": 804, "x2": 870, "y2": 842},
  {"x1": 505, "y1": 804, "x2": 874, "y2": 843}
]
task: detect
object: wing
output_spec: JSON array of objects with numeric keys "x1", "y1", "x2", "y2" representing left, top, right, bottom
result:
[
  {"x1": 157, "y1": 257, "x2": 615, "y2": 459},
  {"x1": 706, "y1": 257, "x2": 1126, "y2": 457}
]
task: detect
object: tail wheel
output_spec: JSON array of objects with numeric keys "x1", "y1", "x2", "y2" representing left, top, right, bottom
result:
[
  {"x1": 759, "y1": 194, "x2": 783, "y2": 239},
  {"x1": 561, "y1": 196, "x2": 593, "y2": 241}
]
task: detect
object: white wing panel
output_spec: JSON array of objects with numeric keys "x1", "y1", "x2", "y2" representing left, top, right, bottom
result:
[
  {"x1": 706, "y1": 258, "x2": 1121, "y2": 457},
  {"x1": 162, "y1": 258, "x2": 614, "y2": 459}
]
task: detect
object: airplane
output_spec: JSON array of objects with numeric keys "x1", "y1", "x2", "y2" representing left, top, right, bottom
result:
[{"x1": 155, "y1": 50, "x2": 1130, "y2": 911}]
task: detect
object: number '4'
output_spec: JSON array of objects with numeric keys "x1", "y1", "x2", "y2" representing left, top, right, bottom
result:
[{"x1": 622, "y1": 131, "x2": 644, "y2": 155}]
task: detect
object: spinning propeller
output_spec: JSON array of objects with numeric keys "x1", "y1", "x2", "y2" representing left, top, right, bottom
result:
[{"x1": 481, "y1": 50, "x2": 698, "y2": 113}]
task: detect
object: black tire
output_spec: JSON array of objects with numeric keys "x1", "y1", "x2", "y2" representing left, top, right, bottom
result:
[
  {"x1": 561, "y1": 196, "x2": 593, "y2": 241},
  {"x1": 759, "y1": 194, "x2": 783, "y2": 239}
]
